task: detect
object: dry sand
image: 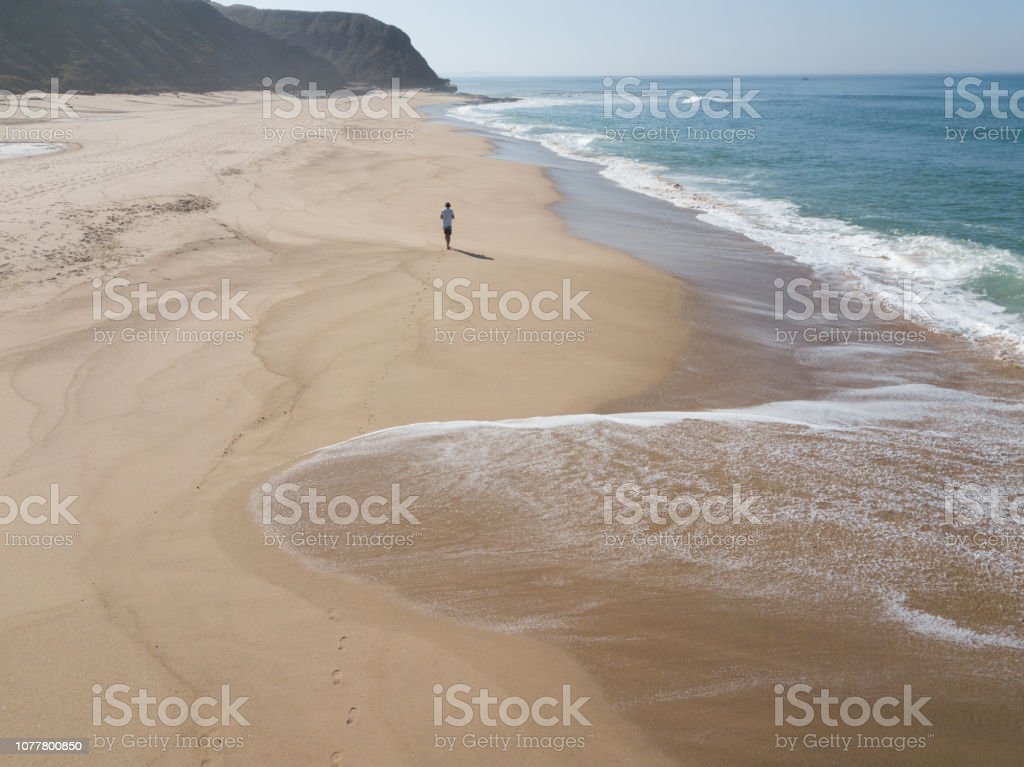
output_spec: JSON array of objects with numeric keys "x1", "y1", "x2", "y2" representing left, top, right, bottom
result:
[{"x1": 0, "y1": 92, "x2": 687, "y2": 764}]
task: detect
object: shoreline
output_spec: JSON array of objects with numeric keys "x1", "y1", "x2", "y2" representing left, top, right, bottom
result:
[
  {"x1": 269, "y1": 98, "x2": 1024, "y2": 765},
  {"x1": 438, "y1": 102, "x2": 1024, "y2": 411},
  {"x1": 1, "y1": 88, "x2": 1021, "y2": 765},
  {"x1": 445, "y1": 79, "x2": 1024, "y2": 368}
]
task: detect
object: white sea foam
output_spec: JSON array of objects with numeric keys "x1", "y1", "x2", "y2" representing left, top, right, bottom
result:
[
  {"x1": 263, "y1": 382, "x2": 1023, "y2": 652},
  {"x1": 448, "y1": 101, "x2": 1024, "y2": 361},
  {"x1": 885, "y1": 594, "x2": 1024, "y2": 650},
  {"x1": 314, "y1": 383, "x2": 1015, "y2": 454}
]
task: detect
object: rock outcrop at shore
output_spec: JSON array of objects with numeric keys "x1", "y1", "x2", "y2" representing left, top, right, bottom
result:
[
  {"x1": 0, "y1": 0, "x2": 452, "y2": 93},
  {"x1": 216, "y1": 4, "x2": 455, "y2": 91}
]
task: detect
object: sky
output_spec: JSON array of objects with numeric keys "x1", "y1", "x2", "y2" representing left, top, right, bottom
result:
[{"x1": 232, "y1": 0, "x2": 1024, "y2": 77}]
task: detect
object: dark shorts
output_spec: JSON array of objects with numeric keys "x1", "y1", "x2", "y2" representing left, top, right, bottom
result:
[{"x1": 443, "y1": 227, "x2": 452, "y2": 234}]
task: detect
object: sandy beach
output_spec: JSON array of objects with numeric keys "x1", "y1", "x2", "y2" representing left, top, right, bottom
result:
[
  {"x1": 0, "y1": 92, "x2": 687, "y2": 764},
  {"x1": 2, "y1": 88, "x2": 1022, "y2": 767}
]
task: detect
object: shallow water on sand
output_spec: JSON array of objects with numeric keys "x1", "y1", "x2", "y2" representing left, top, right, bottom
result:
[
  {"x1": 0, "y1": 142, "x2": 63, "y2": 160},
  {"x1": 254, "y1": 383, "x2": 1024, "y2": 764}
]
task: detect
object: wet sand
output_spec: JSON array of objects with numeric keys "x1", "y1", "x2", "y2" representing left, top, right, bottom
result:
[{"x1": 260, "y1": 118, "x2": 1024, "y2": 764}]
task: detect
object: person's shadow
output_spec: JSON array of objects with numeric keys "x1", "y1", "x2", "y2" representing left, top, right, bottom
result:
[{"x1": 452, "y1": 248, "x2": 494, "y2": 261}]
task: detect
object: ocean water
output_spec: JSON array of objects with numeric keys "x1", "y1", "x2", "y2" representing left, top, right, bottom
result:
[
  {"x1": 255, "y1": 382, "x2": 1024, "y2": 762},
  {"x1": 258, "y1": 383, "x2": 1024, "y2": 651},
  {"x1": 449, "y1": 75, "x2": 1024, "y2": 358}
]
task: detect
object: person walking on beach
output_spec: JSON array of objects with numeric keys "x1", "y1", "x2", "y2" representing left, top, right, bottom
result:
[{"x1": 440, "y1": 202, "x2": 454, "y2": 250}]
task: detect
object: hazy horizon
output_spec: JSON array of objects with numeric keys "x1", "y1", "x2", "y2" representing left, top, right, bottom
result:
[
  {"x1": 442, "y1": 70, "x2": 1024, "y2": 78},
  {"x1": 228, "y1": 0, "x2": 1024, "y2": 78}
]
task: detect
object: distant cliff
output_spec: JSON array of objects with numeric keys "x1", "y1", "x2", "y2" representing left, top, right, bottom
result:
[
  {"x1": 216, "y1": 4, "x2": 455, "y2": 91},
  {"x1": 0, "y1": 0, "x2": 451, "y2": 93}
]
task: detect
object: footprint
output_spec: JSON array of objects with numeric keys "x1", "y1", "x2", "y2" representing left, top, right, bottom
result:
[
  {"x1": 337, "y1": 636, "x2": 347, "y2": 651},
  {"x1": 346, "y1": 707, "x2": 358, "y2": 725},
  {"x1": 330, "y1": 752, "x2": 342, "y2": 766},
  {"x1": 328, "y1": 608, "x2": 338, "y2": 621},
  {"x1": 332, "y1": 670, "x2": 343, "y2": 686}
]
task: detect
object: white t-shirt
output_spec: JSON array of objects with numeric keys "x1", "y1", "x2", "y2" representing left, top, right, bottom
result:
[{"x1": 441, "y1": 208, "x2": 454, "y2": 227}]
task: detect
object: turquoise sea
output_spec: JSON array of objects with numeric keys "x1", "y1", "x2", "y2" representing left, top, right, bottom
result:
[{"x1": 450, "y1": 75, "x2": 1024, "y2": 358}]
